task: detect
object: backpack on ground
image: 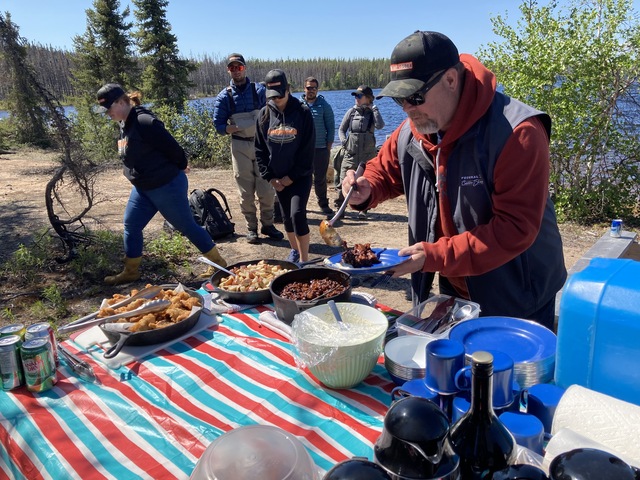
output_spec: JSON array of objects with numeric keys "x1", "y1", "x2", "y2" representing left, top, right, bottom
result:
[{"x1": 188, "y1": 188, "x2": 235, "y2": 240}]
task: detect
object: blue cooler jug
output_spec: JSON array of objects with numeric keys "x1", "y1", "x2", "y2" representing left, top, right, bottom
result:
[{"x1": 555, "y1": 257, "x2": 640, "y2": 406}]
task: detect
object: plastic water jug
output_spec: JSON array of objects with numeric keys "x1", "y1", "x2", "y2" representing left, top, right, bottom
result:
[{"x1": 555, "y1": 257, "x2": 640, "y2": 406}]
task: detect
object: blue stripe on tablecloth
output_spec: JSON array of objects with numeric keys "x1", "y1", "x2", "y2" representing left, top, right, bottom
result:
[
  {"x1": 0, "y1": 392, "x2": 68, "y2": 479},
  {"x1": 157, "y1": 346, "x2": 370, "y2": 470},
  {"x1": 87, "y1": 375, "x2": 198, "y2": 477},
  {"x1": 218, "y1": 312, "x2": 393, "y2": 406},
  {"x1": 157, "y1": 320, "x2": 385, "y2": 470},
  {"x1": 1, "y1": 305, "x2": 393, "y2": 478}
]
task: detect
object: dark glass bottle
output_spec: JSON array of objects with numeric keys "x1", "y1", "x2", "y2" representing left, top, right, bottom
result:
[{"x1": 449, "y1": 351, "x2": 516, "y2": 479}]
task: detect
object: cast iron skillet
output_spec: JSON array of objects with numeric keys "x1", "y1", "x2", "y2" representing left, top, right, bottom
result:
[
  {"x1": 269, "y1": 267, "x2": 352, "y2": 324},
  {"x1": 99, "y1": 285, "x2": 204, "y2": 359},
  {"x1": 204, "y1": 259, "x2": 299, "y2": 305}
]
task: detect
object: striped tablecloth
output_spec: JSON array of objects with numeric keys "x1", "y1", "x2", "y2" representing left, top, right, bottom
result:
[{"x1": 0, "y1": 306, "x2": 396, "y2": 479}]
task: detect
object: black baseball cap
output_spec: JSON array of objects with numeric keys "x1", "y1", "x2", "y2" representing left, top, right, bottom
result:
[
  {"x1": 227, "y1": 53, "x2": 246, "y2": 66},
  {"x1": 377, "y1": 31, "x2": 460, "y2": 99},
  {"x1": 265, "y1": 69, "x2": 288, "y2": 98},
  {"x1": 96, "y1": 83, "x2": 125, "y2": 112},
  {"x1": 352, "y1": 85, "x2": 373, "y2": 97}
]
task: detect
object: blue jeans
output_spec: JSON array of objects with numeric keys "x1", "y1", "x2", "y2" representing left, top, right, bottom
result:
[{"x1": 123, "y1": 171, "x2": 214, "y2": 257}]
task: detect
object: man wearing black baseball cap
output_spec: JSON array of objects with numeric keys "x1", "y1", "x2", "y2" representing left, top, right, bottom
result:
[
  {"x1": 213, "y1": 53, "x2": 283, "y2": 244},
  {"x1": 341, "y1": 31, "x2": 566, "y2": 330}
]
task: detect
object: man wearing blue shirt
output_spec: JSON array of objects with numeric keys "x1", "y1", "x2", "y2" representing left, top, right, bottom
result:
[
  {"x1": 301, "y1": 76, "x2": 335, "y2": 217},
  {"x1": 213, "y1": 53, "x2": 283, "y2": 244}
]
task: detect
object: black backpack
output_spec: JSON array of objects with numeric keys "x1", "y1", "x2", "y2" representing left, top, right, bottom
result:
[{"x1": 188, "y1": 188, "x2": 235, "y2": 240}]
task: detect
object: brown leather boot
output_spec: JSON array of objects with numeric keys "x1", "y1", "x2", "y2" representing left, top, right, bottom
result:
[{"x1": 104, "y1": 257, "x2": 142, "y2": 285}]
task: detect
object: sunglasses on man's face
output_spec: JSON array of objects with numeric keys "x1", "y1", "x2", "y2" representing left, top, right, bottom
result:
[
  {"x1": 354, "y1": 93, "x2": 364, "y2": 99},
  {"x1": 305, "y1": 86, "x2": 318, "y2": 90},
  {"x1": 392, "y1": 69, "x2": 447, "y2": 107},
  {"x1": 228, "y1": 65, "x2": 245, "y2": 72}
]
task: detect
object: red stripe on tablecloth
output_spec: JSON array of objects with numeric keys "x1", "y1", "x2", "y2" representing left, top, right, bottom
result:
[
  {"x1": 176, "y1": 336, "x2": 382, "y2": 459},
  {"x1": 0, "y1": 419, "x2": 44, "y2": 480},
  {"x1": 216, "y1": 316, "x2": 392, "y2": 418},
  {"x1": 10, "y1": 379, "x2": 108, "y2": 480},
  {"x1": 54, "y1": 377, "x2": 179, "y2": 479},
  {"x1": 167, "y1": 345, "x2": 352, "y2": 462},
  {"x1": 87, "y1": 358, "x2": 215, "y2": 461}
]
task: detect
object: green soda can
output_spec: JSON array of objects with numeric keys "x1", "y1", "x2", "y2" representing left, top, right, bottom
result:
[
  {"x1": 20, "y1": 337, "x2": 57, "y2": 392},
  {"x1": 0, "y1": 324, "x2": 26, "y2": 340},
  {"x1": 25, "y1": 322, "x2": 58, "y2": 366},
  {"x1": 0, "y1": 335, "x2": 24, "y2": 390}
]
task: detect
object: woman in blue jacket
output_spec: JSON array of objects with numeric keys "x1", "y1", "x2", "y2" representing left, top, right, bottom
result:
[
  {"x1": 96, "y1": 83, "x2": 227, "y2": 284},
  {"x1": 255, "y1": 70, "x2": 316, "y2": 263}
]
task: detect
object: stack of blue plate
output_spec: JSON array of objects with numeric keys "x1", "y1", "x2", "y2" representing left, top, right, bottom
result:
[{"x1": 448, "y1": 317, "x2": 556, "y2": 388}]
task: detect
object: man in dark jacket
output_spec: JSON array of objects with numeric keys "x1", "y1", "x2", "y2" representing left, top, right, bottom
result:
[{"x1": 342, "y1": 31, "x2": 566, "y2": 329}]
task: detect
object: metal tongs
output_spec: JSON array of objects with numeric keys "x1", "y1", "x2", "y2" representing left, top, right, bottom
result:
[
  {"x1": 58, "y1": 299, "x2": 171, "y2": 334},
  {"x1": 57, "y1": 344, "x2": 100, "y2": 384},
  {"x1": 59, "y1": 285, "x2": 164, "y2": 334},
  {"x1": 319, "y1": 162, "x2": 366, "y2": 246}
]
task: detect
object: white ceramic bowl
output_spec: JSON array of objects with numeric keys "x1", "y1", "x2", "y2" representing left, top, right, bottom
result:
[
  {"x1": 292, "y1": 303, "x2": 389, "y2": 389},
  {"x1": 384, "y1": 335, "x2": 432, "y2": 385}
]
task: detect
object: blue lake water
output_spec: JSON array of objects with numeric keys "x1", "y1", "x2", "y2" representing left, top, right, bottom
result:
[{"x1": 0, "y1": 88, "x2": 407, "y2": 147}]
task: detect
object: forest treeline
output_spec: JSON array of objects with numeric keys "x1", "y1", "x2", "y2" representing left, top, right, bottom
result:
[{"x1": 0, "y1": 43, "x2": 390, "y2": 103}]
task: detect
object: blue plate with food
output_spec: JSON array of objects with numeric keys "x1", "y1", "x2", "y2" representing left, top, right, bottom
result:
[{"x1": 323, "y1": 245, "x2": 410, "y2": 274}]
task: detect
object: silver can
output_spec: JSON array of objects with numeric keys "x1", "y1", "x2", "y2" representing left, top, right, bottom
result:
[
  {"x1": 0, "y1": 335, "x2": 24, "y2": 390},
  {"x1": 25, "y1": 322, "x2": 58, "y2": 367},
  {"x1": 610, "y1": 219, "x2": 623, "y2": 238},
  {"x1": 0, "y1": 324, "x2": 26, "y2": 340}
]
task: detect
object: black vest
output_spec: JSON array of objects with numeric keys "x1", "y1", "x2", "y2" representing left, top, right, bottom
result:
[{"x1": 397, "y1": 92, "x2": 566, "y2": 318}]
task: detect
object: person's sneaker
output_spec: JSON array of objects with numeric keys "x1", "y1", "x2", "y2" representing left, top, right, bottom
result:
[
  {"x1": 286, "y1": 249, "x2": 300, "y2": 263},
  {"x1": 358, "y1": 210, "x2": 368, "y2": 220},
  {"x1": 333, "y1": 198, "x2": 343, "y2": 209},
  {"x1": 261, "y1": 224, "x2": 284, "y2": 240},
  {"x1": 247, "y1": 230, "x2": 260, "y2": 244}
]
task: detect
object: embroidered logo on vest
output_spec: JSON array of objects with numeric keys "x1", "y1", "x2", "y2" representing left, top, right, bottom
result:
[{"x1": 461, "y1": 175, "x2": 484, "y2": 187}]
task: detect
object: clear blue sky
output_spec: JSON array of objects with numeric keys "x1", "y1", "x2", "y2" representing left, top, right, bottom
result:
[{"x1": 2, "y1": 0, "x2": 637, "y2": 61}]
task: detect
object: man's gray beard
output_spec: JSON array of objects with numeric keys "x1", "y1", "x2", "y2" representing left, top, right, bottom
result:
[{"x1": 413, "y1": 120, "x2": 439, "y2": 135}]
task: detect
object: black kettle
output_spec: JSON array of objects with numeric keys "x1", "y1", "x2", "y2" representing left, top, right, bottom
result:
[
  {"x1": 373, "y1": 396, "x2": 460, "y2": 479},
  {"x1": 549, "y1": 448, "x2": 640, "y2": 480},
  {"x1": 322, "y1": 457, "x2": 392, "y2": 480}
]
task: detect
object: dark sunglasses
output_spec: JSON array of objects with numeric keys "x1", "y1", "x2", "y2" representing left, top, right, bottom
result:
[
  {"x1": 228, "y1": 64, "x2": 245, "y2": 72},
  {"x1": 392, "y1": 69, "x2": 447, "y2": 107},
  {"x1": 354, "y1": 93, "x2": 364, "y2": 99},
  {"x1": 269, "y1": 95, "x2": 285, "y2": 100},
  {"x1": 305, "y1": 86, "x2": 318, "y2": 90}
]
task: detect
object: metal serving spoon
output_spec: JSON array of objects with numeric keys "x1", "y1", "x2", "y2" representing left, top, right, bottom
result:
[
  {"x1": 319, "y1": 162, "x2": 366, "y2": 247},
  {"x1": 197, "y1": 256, "x2": 237, "y2": 277},
  {"x1": 328, "y1": 300, "x2": 349, "y2": 330}
]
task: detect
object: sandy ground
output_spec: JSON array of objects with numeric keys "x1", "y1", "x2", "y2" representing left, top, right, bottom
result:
[{"x1": 0, "y1": 148, "x2": 615, "y2": 318}]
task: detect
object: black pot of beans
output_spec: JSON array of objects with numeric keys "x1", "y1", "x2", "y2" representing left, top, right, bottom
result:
[{"x1": 269, "y1": 267, "x2": 352, "y2": 324}]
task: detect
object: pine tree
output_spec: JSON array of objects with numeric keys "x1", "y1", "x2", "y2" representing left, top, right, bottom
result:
[
  {"x1": 132, "y1": 0, "x2": 195, "y2": 112},
  {"x1": 0, "y1": 12, "x2": 52, "y2": 148},
  {"x1": 70, "y1": 0, "x2": 138, "y2": 163},
  {"x1": 72, "y1": 0, "x2": 138, "y2": 91}
]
